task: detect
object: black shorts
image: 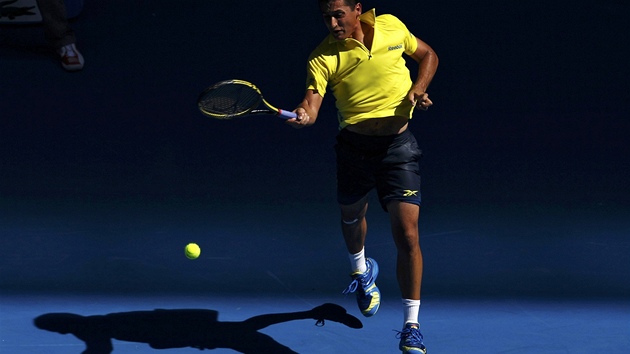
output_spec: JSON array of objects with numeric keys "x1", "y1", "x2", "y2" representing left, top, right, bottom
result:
[{"x1": 335, "y1": 128, "x2": 422, "y2": 211}]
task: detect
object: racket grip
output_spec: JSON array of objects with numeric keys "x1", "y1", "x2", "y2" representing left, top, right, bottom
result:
[{"x1": 276, "y1": 109, "x2": 298, "y2": 120}]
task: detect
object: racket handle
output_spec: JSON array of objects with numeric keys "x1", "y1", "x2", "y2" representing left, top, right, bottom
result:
[{"x1": 276, "y1": 109, "x2": 298, "y2": 120}]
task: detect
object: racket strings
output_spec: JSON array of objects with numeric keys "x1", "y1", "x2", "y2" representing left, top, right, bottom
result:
[{"x1": 199, "y1": 84, "x2": 261, "y2": 118}]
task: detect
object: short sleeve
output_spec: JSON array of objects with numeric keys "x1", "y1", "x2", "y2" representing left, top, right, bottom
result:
[{"x1": 306, "y1": 55, "x2": 330, "y2": 97}]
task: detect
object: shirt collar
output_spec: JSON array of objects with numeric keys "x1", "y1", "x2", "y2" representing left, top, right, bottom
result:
[{"x1": 360, "y1": 8, "x2": 376, "y2": 27}]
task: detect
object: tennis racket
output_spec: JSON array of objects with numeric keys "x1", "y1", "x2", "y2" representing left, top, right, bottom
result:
[{"x1": 197, "y1": 79, "x2": 297, "y2": 120}]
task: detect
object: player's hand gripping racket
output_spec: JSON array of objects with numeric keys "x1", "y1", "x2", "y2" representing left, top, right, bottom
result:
[{"x1": 197, "y1": 79, "x2": 297, "y2": 120}]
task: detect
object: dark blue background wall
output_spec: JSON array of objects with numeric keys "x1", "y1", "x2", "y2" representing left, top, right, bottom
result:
[{"x1": 1, "y1": 0, "x2": 629, "y2": 298}]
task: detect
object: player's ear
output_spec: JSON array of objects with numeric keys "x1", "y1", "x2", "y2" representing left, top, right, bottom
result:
[{"x1": 355, "y1": 2, "x2": 362, "y2": 15}]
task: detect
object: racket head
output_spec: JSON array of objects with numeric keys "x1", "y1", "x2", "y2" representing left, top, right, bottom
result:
[{"x1": 197, "y1": 80, "x2": 263, "y2": 119}]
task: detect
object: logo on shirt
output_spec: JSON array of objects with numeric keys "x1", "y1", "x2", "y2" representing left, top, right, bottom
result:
[
  {"x1": 402, "y1": 190, "x2": 418, "y2": 197},
  {"x1": 388, "y1": 44, "x2": 403, "y2": 51}
]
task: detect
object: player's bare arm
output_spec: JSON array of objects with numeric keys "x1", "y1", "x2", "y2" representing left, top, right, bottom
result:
[
  {"x1": 407, "y1": 37, "x2": 439, "y2": 110},
  {"x1": 288, "y1": 90, "x2": 324, "y2": 129}
]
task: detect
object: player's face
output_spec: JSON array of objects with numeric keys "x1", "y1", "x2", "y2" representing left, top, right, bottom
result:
[{"x1": 320, "y1": 0, "x2": 362, "y2": 41}]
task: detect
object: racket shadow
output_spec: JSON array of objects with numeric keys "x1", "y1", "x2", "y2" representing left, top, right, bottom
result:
[{"x1": 33, "y1": 303, "x2": 362, "y2": 354}]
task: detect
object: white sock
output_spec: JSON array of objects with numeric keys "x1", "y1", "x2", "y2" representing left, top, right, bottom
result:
[
  {"x1": 402, "y1": 299, "x2": 421, "y2": 325},
  {"x1": 349, "y1": 248, "x2": 367, "y2": 274}
]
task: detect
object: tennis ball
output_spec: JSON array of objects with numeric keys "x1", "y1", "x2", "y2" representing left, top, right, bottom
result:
[{"x1": 185, "y1": 243, "x2": 201, "y2": 260}]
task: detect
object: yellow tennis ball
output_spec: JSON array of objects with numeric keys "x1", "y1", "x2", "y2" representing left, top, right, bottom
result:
[{"x1": 185, "y1": 243, "x2": 201, "y2": 259}]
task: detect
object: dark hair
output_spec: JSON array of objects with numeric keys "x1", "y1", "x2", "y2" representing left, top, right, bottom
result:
[{"x1": 318, "y1": 0, "x2": 359, "y2": 7}]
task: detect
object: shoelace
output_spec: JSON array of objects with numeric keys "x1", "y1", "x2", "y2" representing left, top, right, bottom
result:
[
  {"x1": 394, "y1": 327, "x2": 424, "y2": 345},
  {"x1": 342, "y1": 264, "x2": 372, "y2": 295},
  {"x1": 342, "y1": 278, "x2": 360, "y2": 294}
]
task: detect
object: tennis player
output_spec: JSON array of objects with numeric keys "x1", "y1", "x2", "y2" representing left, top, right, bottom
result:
[{"x1": 287, "y1": 1, "x2": 438, "y2": 353}]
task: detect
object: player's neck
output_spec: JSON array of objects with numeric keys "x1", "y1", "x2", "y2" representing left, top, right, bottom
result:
[
  {"x1": 351, "y1": 22, "x2": 367, "y2": 38},
  {"x1": 349, "y1": 22, "x2": 364, "y2": 41}
]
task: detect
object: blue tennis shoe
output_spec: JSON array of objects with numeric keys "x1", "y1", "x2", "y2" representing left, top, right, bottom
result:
[
  {"x1": 396, "y1": 322, "x2": 427, "y2": 354},
  {"x1": 342, "y1": 257, "x2": 381, "y2": 317}
]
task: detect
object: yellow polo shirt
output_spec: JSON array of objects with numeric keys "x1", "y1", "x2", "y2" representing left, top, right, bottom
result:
[{"x1": 306, "y1": 9, "x2": 418, "y2": 129}]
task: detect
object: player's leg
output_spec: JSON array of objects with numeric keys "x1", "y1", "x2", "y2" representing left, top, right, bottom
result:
[
  {"x1": 388, "y1": 201, "x2": 423, "y2": 301},
  {"x1": 340, "y1": 195, "x2": 368, "y2": 255},
  {"x1": 388, "y1": 202, "x2": 426, "y2": 354},
  {"x1": 339, "y1": 195, "x2": 381, "y2": 317},
  {"x1": 377, "y1": 130, "x2": 426, "y2": 353},
  {"x1": 335, "y1": 130, "x2": 381, "y2": 317}
]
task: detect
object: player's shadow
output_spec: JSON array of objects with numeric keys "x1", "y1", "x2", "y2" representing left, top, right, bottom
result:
[{"x1": 34, "y1": 303, "x2": 362, "y2": 354}]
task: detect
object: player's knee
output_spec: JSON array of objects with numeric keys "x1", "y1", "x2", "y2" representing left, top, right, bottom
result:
[
  {"x1": 340, "y1": 208, "x2": 367, "y2": 225},
  {"x1": 341, "y1": 210, "x2": 366, "y2": 225},
  {"x1": 340, "y1": 197, "x2": 368, "y2": 225},
  {"x1": 342, "y1": 217, "x2": 359, "y2": 225}
]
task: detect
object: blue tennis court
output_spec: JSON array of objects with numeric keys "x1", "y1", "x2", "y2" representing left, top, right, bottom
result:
[{"x1": 1, "y1": 0, "x2": 628, "y2": 353}]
